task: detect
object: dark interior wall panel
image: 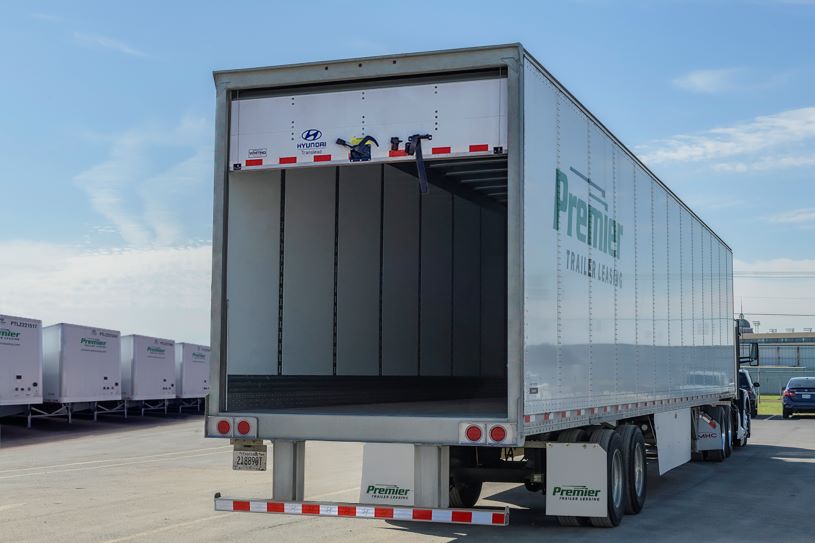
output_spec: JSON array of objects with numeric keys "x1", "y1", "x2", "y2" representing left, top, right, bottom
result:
[
  {"x1": 282, "y1": 168, "x2": 336, "y2": 375},
  {"x1": 480, "y1": 206, "x2": 507, "y2": 376},
  {"x1": 381, "y1": 167, "x2": 420, "y2": 375},
  {"x1": 452, "y1": 196, "x2": 481, "y2": 376},
  {"x1": 336, "y1": 165, "x2": 381, "y2": 375},
  {"x1": 420, "y1": 188, "x2": 453, "y2": 376},
  {"x1": 226, "y1": 171, "x2": 281, "y2": 375}
]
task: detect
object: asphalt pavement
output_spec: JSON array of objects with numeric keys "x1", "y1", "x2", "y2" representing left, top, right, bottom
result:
[{"x1": 0, "y1": 413, "x2": 812, "y2": 542}]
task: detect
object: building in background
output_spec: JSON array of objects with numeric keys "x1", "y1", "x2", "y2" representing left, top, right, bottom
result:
[{"x1": 741, "y1": 330, "x2": 815, "y2": 393}]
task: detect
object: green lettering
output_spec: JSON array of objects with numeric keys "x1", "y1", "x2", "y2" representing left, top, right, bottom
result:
[{"x1": 576, "y1": 199, "x2": 587, "y2": 242}]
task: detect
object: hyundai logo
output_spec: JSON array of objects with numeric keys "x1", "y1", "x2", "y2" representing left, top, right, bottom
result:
[{"x1": 301, "y1": 129, "x2": 322, "y2": 141}]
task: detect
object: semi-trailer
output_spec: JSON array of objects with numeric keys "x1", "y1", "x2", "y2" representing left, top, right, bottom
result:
[
  {"x1": 120, "y1": 335, "x2": 176, "y2": 416},
  {"x1": 174, "y1": 343, "x2": 210, "y2": 412},
  {"x1": 205, "y1": 44, "x2": 752, "y2": 528},
  {"x1": 35, "y1": 323, "x2": 122, "y2": 424},
  {"x1": 0, "y1": 314, "x2": 42, "y2": 422}
]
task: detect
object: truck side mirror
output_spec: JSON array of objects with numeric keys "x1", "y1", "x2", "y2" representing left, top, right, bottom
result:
[{"x1": 753, "y1": 382, "x2": 760, "y2": 388}]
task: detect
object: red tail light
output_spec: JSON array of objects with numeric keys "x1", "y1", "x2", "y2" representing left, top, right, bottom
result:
[
  {"x1": 217, "y1": 419, "x2": 231, "y2": 434},
  {"x1": 465, "y1": 425, "x2": 483, "y2": 442},
  {"x1": 489, "y1": 425, "x2": 507, "y2": 442},
  {"x1": 237, "y1": 420, "x2": 251, "y2": 435},
  {"x1": 784, "y1": 389, "x2": 796, "y2": 397}
]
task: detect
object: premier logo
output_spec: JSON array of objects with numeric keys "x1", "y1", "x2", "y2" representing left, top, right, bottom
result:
[
  {"x1": 192, "y1": 352, "x2": 207, "y2": 360},
  {"x1": 552, "y1": 485, "x2": 602, "y2": 501},
  {"x1": 147, "y1": 346, "x2": 166, "y2": 354},
  {"x1": 81, "y1": 337, "x2": 107, "y2": 348},
  {"x1": 0, "y1": 328, "x2": 21, "y2": 340},
  {"x1": 365, "y1": 484, "x2": 411, "y2": 500},
  {"x1": 553, "y1": 167, "x2": 623, "y2": 259}
]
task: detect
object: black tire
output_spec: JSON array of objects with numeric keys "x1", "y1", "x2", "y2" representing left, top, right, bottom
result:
[
  {"x1": 448, "y1": 446, "x2": 482, "y2": 508},
  {"x1": 449, "y1": 478, "x2": 482, "y2": 508},
  {"x1": 616, "y1": 425, "x2": 647, "y2": 515},
  {"x1": 723, "y1": 406, "x2": 732, "y2": 458},
  {"x1": 588, "y1": 428, "x2": 626, "y2": 528},
  {"x1": 556, "y1": 429, "x2": 590, "y2": 527},
  {"x1": 783, "y1": 408, "x2": 792, "y2": 420}
]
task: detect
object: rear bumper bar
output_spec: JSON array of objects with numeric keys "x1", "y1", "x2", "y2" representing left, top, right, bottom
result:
[{"x1": 213, "y1": 494, "x2": 509, "y2": 526}]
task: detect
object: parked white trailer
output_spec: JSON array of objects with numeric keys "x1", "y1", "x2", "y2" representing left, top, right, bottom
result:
[
  {"x1": 42, "y1": 324, "x2": 122, "y2": 402},
  {"x1": 120, "y1": 335, "x2": 176, "y2": 412},
  {"x1": 206, "y1": 45, "x2": 752, "y2": 528},
  {"x1": 0, "y1": 314, "x2": 42, "y2": 417},
  {"x1": 175, "y1": 343, "x2": 210, "y2": 412}
]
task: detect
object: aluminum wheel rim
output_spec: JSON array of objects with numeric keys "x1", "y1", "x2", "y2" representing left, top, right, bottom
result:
[
  {"x1": 633, "y1": 443, "x2": 645, "y2": 496},
  {"x1": 611, "y1": 449, "x2": 624, "y2": 510}
]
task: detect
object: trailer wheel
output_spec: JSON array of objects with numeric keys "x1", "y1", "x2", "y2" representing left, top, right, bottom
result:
[
  {"x1": 449, "y1": 447, "x2": 482, "y2": 508},
  {"x1": 616, "y1": 425, "x2": 647, "y2": 515},
  {"x1": 556, "y1": 429, "x2": 590, "y2": 527},
  {"x1": 449, "y1": 477, "x2": 482, "y2": 508},
  {"x1": 588, "y1": 429, "x2": 625, "y2": 528}
]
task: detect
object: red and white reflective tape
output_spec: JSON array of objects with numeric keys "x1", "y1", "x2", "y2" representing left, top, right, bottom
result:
[
  {"x1": 214, "y1": 497, "x2": 509, "y2": 526},
  {"x1": 239, "y1": 142, "x2": 496, "y2": 170}
]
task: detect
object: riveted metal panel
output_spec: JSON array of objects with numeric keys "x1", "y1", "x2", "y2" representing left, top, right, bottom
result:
[
  {"x1": 588, "y1": 123, "x2": 616, "y2": 401},
  {"x1": 615, "y1": 152, "x2": 637, "y2": 402},
  {"x1": 521, "y1": 62, "x2": 558, "y2": 408},
  {"x1": 556, "y1": 96, "x2": 591, "y2": 403},
  {"x1": 226, "y1": 171, "x2": 281, "y2": 376},
  {"x1": 653, "y1": 189, "x2": 670, "y2": 395},
  {"x1": 634, "y1": 166, "x2": 655, "y2": 400},
  {"x1": 282, "y1": 167, "x2": 336, "y2": 375},
  {"x1": 419, "y1": 187, "x2": 453, "y2": 376},
  {"x1": 381, "y1": 166, "x2": 420, "y2": 376},
  {"x1": 452, "y1": 196, "x2": 482, "y2": 376},
  {"x1": 336, "y1": 164, "x2": 381, "y2": 376}
]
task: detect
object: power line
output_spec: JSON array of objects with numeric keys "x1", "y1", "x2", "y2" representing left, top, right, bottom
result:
[{"x1": 733, "y1": 312, "x2": 815, "y2": 317}]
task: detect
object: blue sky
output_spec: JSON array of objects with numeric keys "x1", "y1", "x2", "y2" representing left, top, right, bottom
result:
[{"x1": 1, "y1": 0, "x2": 814, "y2": 341}]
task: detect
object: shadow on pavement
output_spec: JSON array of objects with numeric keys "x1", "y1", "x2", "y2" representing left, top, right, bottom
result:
[
  {"x1": 382, "y1": 441, "x2": 815, "y2": 542},
  {"x1": 0, "y1": 411, "x2": 203, "y2": 449}
]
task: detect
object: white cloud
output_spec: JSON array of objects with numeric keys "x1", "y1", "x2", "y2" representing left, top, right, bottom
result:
[
  {"x1": 74, "y1": 117, "x2": 211, "y2": 247},
  {"x1": 764, "y1": 208, "x2": 815, "y2": 225},
  {"x1": 711, "y1": 153, "x2": 815, "y2": 172},
  {"x1": 0, "y1": 242, "x2": 212, "y2": 345},
  {"x1": 639, "y1": 107, "x2": 815, "y2": 166},
  {"x1": 673, "y1": 68, "x2": 744, "y2": 94},
  {"x1": 73, "y1": 32, "x2": 146, "y2": 57}
]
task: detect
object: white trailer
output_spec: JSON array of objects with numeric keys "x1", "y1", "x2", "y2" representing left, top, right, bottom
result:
[
  {"x1": 175, "y1": 343, "x2": 210, "y2": 412},
  {"x1": 120, "y1": 335, "x2": 176, "y2": 415},
  {"x1": 205, "y1": 45, "x2": 752, "y2": 528},
  {"x1": 35, "y1": 323, "x2": 121, "y2": 424},
  {"x1": 0, "y1": 314, "x2": 42, "y2": 421}
]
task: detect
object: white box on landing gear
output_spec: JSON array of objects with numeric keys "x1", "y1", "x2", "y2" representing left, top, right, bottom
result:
[{"x1": 120, "y1": 335, "x2": 176, "y2": 401}]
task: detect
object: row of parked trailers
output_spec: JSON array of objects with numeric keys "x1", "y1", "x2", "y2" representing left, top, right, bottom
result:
[{"x1": 0, "y1": 314, "x2": 210, "y2": 426}]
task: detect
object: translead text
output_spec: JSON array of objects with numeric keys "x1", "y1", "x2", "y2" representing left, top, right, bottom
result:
[{"x1": 565, "y1": 249, "x2": 623, "y2": 288}]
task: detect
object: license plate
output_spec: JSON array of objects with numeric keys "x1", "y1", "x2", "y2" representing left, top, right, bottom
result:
[
  {"x1": 233, "y1": 449, "x2": 267, "y2": 471},
  {"x1": 802, "y1": 394, "x2": 811, "y2": 399}
]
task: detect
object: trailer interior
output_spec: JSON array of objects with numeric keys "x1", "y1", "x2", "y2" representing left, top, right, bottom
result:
[{"x1": 224, "y1": 156, "x2": 509, "y2": 419}]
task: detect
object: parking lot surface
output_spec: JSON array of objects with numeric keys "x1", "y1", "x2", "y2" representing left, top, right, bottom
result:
[{"x1": 1, "y1": 414, "x2": 813, "y2": 542}]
